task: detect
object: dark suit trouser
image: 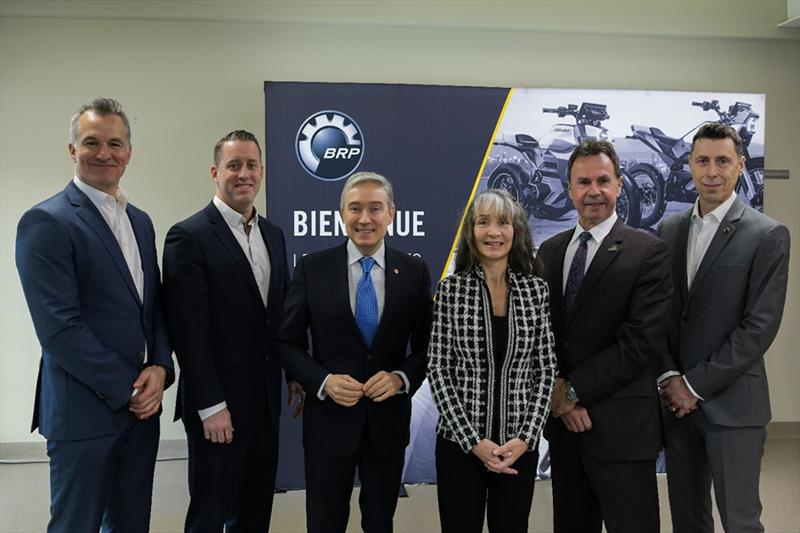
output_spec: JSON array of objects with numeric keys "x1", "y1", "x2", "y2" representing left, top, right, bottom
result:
[
  {"x1": 46, "y1": 415, "x2": 160, "y2": 533},
  {"x1": 663, "y1": 407, "x2": 766, "y2": 533},
  {"x1": 304, "y1": 426, "x2": 404, "y2": 533},
  {"x1": 549, "y1": 435, "x2": 659, "y2": 533},
  {"x1": 435, "y1": 435, "x2": 538, "y2": 533},
  {"x1": 184, "y1": 419, "x2": 279, "y2": 533}
]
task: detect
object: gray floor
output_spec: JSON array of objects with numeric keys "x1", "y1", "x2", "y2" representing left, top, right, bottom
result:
[{"x1": 1, "y1": 437, "x2": 798, "y2": 533}]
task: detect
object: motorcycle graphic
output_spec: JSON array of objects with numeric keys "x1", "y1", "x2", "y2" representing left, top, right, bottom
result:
[
  {"x1": 625, "y1": 100, "x2": 763, "y2": 227},
  {"x1": 487, "y1": 102, "x2": 641, "y2": 227}
]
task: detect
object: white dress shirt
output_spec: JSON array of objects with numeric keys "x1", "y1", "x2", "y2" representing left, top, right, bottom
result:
[
  {"x1": 317, "y1": 239, "x2": 409, "y2": 400},
  {"x1": 687, "y1": 192, "x2": 737, "y2": 289},
  {"x1": 73, "y1": 177, "x2": 144, "y2": 303},
  {"x1": 198, "y1": 196, "x2": 272, "y2": 421},
  {"x1": 561, "y1": 212, "x2": 618, "y2": 294},
  {"x1": 213, "y1": 195, "x2": 271, "y2": 307}
]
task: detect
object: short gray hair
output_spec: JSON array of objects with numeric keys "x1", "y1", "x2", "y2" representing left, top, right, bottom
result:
[
  {"x1": 339, "y1": 171, "x2": 395, "y2": 211},
  {"x1": 69, "y1": 97, "x2": 131, "y2": 145}
]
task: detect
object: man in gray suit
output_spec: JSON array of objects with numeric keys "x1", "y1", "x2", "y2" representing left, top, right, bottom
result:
[{"x1": 657, "y1": 123, "x2": 790, "y2": 533}]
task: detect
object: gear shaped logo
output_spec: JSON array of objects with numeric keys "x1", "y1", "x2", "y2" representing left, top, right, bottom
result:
[{"x1": 295, "y1": 110, "x2": 364, "y2": 181}]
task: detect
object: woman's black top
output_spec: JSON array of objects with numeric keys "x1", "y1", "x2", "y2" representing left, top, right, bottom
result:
[{"x1": 490, "y1": 313, "x2": 508, "y2": 444}]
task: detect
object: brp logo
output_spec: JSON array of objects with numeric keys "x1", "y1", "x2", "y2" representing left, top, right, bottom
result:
[{"x1": 296, "y1": 110, "x2": 364, "y2": 181}]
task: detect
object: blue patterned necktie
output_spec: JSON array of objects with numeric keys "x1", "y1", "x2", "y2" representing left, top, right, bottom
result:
[
  {"x1": 564, "y1": 231, "x2": 592, "y2": 316},
  {"x1": 355, "y1": 256, "x2": 379, "y2": 346}
]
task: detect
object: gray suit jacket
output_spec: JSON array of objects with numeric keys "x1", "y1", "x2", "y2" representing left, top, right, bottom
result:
[{"x1": 657, "y1": 197, "x2": 790, "y2": 427}]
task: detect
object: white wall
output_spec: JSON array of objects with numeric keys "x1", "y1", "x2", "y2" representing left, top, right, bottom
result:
[{"x1": 2, "y1": 0, "x2": 799, "y2": 443}]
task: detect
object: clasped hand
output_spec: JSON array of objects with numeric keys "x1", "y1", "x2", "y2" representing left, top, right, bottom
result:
[
  {"x1": 659, "y1": 375, "x2": 698, "y2": 418},
  {"x1": 324, "y1": 371, "x2": 403, "y2": 407},
  {"x1": 471, "y1": 438, "x2": 528, "y2": 475},
  {"x1": 550, "y1": 377, "x2": 592, "y2": 433},
  {"x1": 128, "y1": 365, "x2": 166, "y2": 420}
]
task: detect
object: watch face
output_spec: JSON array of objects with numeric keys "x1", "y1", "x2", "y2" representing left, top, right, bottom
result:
[{"x1": 565, "y1": 384, "x2": 578, "y2": 402}]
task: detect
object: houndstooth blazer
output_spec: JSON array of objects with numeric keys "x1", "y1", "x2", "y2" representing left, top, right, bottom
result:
[{"x1": 428, "y1": 267, "x2": 557, "y2": 453}]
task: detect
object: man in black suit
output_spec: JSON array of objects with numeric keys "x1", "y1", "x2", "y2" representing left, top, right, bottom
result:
[
  {"x1": 163, "y1": 130, "x2": 300, "y2": 532},
  {"x1": 278, "y1": 171, "x2": 433, "y2": 533},
  {"x1": 537, "y1": 140, "x2": 673, "y2": 533}
]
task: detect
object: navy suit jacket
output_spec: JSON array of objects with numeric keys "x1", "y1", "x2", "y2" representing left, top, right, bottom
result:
[
  {"x1": 162, "y1": 202, "x2": 289, "y2": 431},
  {"x1": 16, "y1": 182, "x2": 174, "y2": 441},
  {"x1": 538, "y1": 219, "x2": 673, "y2": 461},
  {"x1": 278, "y1": 242, "x2": 433, "y2": 457}
]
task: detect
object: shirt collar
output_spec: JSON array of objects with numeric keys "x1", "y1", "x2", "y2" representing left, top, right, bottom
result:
[
  {"x1": 570, "y1": 211, "x2": 618, "y2": 245},
  {"x1": 213, "y1": 195, "x2": 256, "y2": 230},
  {"x1": 73, "y1": 176, "x2": 128, "y2": 210},
  {"x1": 347, "y1": 239, "x2": 385, "y2": 269},
  {"x1": 691, "y1": 192, "x2": 736, "y2": 223}
]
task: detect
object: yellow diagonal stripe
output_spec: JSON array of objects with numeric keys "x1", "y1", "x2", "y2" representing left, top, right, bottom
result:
[{"x1": 439, "y1": 87, "x2": 515, "y2": 281}]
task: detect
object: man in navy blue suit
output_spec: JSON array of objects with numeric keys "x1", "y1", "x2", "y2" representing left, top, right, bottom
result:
[
  {"x1": 163, "y1": 130, "x2": 298, "y2": 532},
  {"x1": 15, "y1": 97, "x2": 174, "y2": 532}
]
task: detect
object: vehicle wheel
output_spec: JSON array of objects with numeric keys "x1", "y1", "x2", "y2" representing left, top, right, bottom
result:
[
  {"x1": 626, "y1": 163, "x2": 666, "y2": 227},
  {"x1": 739, "y1": 157, "x2": 764, "y2": 210},
  {"x1": 617, "y1": 174, "x2": 642, "y2": 228},
  {"x1": 488, "y1": 164, "x2": 529, "y2": 214}
]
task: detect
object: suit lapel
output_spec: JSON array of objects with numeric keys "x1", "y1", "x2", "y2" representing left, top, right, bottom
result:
[
  {"x1": 373, "y1": 247, "x2": 400, "y2": 346},
  {"x1": 126, "y1": 207, "x2": 149, "y2": 308},
  {"x1": 205, "y1": 203, "x2": 262, "y2": 305},
  {"x1": 688, "y1": 198, "x2": 743, "y2": 300},
  {"x1": 545, "y1": 232, "x2": 571, "y2": 321},
  {"x1": 331, "y1": 243, "x2": 363, "y2": 343},
  {"x1": 67, "y1": 183, "x2": 142, "y2": 306},
  {"x1": 257, "y1": 216, "x2": 279, "y2": 306},
  {"x1": 569, "y1": 219, "x2": 624, "y2": 321},
  {"x1": 673, "y1": 210, "x2": 692, "y2": 303}
]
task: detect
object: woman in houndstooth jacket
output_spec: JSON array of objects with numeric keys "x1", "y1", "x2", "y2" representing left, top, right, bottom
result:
[{"x1": 428, "y1": 189, "x2": 557, "y2": 533}]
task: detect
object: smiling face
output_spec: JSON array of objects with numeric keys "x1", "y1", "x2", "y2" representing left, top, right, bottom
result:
[
  {"x1": 568, "y1": 153, "x2": 622, "y2": 230},
  {"x1": 68, "y1": 111, "x2": 131, "y2": 194},
  {"x1": 211, "y1": 140, "x2": 263, "y2": 219},
  {"x1": 341, "y1": 181, "x2": 395, "y2": 256},
  {"x1": 472, "y1": 208, "x2": 514, "y2": 267},
  {"x1": 690, "y1": 137, "x2": 744, "y2": 216}
]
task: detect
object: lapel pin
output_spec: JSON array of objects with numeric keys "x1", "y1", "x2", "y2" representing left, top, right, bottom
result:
[
  {"x1": 723, "y1": 226, "x2": 731, "y2": 233},
  {"x1": 393, "y1": 268, "x2": 399, "y2": 274}
]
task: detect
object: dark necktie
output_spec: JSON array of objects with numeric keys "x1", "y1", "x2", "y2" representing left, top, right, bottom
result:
[
  {"x1": 564, "y1": 231, "x2": 592, "y2": 315},
  {"x1": 355, "y1": 257, "x2": 379, "y2": 346}
]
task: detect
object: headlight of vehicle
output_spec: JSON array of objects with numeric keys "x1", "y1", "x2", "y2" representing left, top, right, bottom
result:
[{"x1": 746, "y1": 116, "x2": 757, "y2": 135}]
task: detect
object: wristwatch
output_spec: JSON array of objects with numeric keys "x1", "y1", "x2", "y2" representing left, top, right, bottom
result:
[{"x1": 565, "y1": 381, "x2": 579, "y2": 403}]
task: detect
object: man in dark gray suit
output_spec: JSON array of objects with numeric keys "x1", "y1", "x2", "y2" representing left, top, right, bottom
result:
[{"x1": 658, "y1": 123, "x2": 790, "y2": 533}]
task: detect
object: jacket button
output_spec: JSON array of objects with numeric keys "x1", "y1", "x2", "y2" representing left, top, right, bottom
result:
[
  {"x1": 563, "y1": 342, "x2": 570, "y2": 349},
  {"x1": 682, "y1": 315, "x2": 689, "y2": 323},
  {"x1": 366, "y1": 353, "x2": 373, "y2": 360}
]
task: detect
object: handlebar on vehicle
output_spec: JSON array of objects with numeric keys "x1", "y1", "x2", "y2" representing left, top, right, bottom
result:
[{"x1": 692, "y1": 100, "x2": 720, "y2": 112}]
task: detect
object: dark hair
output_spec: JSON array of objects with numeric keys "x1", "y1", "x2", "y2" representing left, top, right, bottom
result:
[
  {"x1": 567, "y1": 139, "x2": 621, "y2": 181},
  {"x1": 69, "y1": 97, "x2": 131, "y2": 145},
  {"x1": 213, "y1": 130, "x2": 262, "y2": 165},
  {"x1": 340, "y1": 171, "x2": 395, "y2": 211},
  {"x1": 691, "y1": 122, "x2": 744, "y2": 157},
  {"x1": 454, "y1": 189, "x2": 540, "y2": 276}
]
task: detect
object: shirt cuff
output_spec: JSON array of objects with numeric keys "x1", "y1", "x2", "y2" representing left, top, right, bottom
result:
[
  {"x1": 317, "y1": 374, "x2": 331, "y2": 401},
  {"x1": 682, "y1": 376, "x2": 705, "y2": 401},
  {"x1": 392, "y1": 370, "x2": 410, "y2": 394},
  {"x1": 198, "y1": 401, "x2": 227, "y2": 421},
  {"x1": 657, "y1": 370, "x2": 681, "y2": 384}
]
